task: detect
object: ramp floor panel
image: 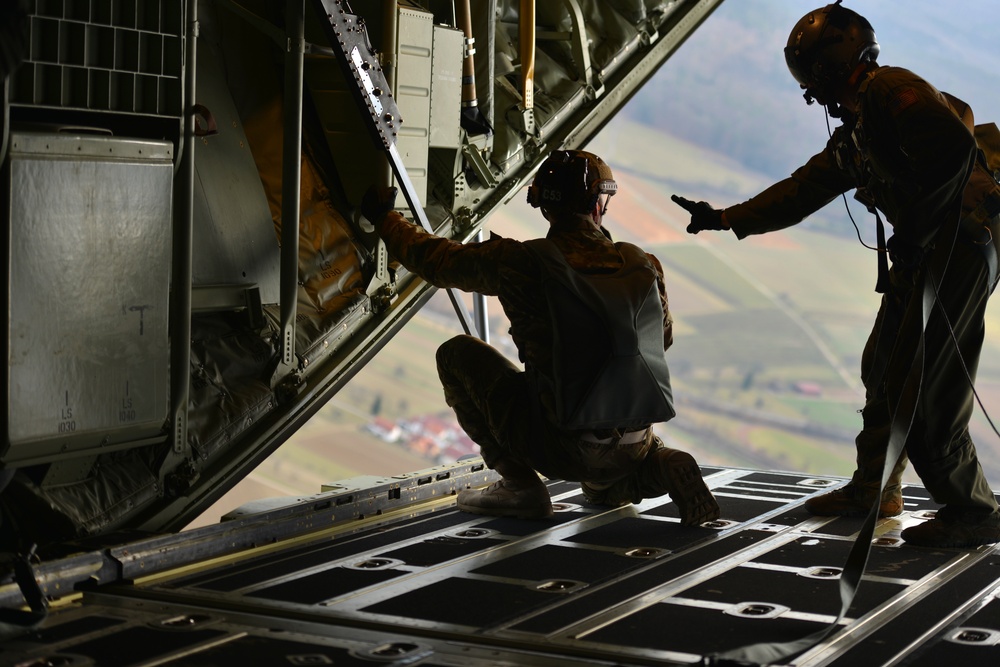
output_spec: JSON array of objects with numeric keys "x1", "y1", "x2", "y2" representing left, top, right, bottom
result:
[
  {"x1": 8, "y1": 599, "x2": 619, "y2": 667},
  {"x1": 8, "y1": 467, "x2": 1000, "y2": 666},
  {"x1": 677, "y1": 565, "x2": 904, "y2": 617},
  {"x1": 581, "y1": 601, "x2": 826, "y2": 656}
]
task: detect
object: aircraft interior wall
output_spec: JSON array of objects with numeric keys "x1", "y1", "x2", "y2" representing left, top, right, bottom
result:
[{"x1": 1, "y1": 0, "x2": 720, "y2": 550}]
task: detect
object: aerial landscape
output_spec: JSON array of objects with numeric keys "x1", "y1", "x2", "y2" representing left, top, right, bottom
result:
[{"x1": 191, "y1": 0, "x2": 1000, "y2": 526}]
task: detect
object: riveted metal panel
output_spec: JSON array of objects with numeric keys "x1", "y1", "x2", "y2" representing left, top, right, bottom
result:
[
  {"x1": 393, "y1": 6, "x2": 433, "y2": 205},
  {"x1": 430, "y1": 24, "x2": 463, "y2": 149},
  {"x1": 5, "y1": 132, "x2": 172, "y2": 465}
]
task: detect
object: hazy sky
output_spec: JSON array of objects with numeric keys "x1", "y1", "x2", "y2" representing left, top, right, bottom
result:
[{"x1": 620, "y1": 0, "x2": 1000, "y2": 183}]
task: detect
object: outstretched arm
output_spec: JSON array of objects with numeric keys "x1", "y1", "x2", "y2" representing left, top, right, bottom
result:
[
  {"x1": 723, "y1": 139, "x2": 856, "y2": 239},
  {"x1": 671, "y1": 195, "x2": 729, "y2": 234},
  {"x1": 362, "y1": 186, "x2": 512, "y2": 295}
]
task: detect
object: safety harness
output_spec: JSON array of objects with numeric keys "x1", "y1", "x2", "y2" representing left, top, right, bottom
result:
[{"x1": 834, "y1": 71, "x2": 1000, "y2": 294}]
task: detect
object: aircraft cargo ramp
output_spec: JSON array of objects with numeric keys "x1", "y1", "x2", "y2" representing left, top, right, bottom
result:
[
  {"x1": 4, "y1": 3, "x2": 1000, "y2": 664},
  {"x1": 3, "y1": 462, "x2": 1000, "y2": 666}
]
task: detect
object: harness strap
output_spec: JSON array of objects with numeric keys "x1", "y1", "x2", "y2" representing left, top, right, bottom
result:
[
  {"x1": 0, "y1": 546, "x2": 48, "y2": 640},
  {"x1": 875, "y1": 210, "x2": 890, "y2": 293},
  {"x1": 960, "y1": 192, "x2": 1000, "y2": 291},
  {"x1": 705, "y1": 219, "x2": 948, "y2": 666}
]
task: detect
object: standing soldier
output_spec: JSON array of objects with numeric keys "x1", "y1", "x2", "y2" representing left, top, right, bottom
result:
[
  {"x1": 674, "y1": 1, "x2": 1000, "y2": 547},
  {"x1": 362, "y1": 150, "x2": 719, "y2": 525}
]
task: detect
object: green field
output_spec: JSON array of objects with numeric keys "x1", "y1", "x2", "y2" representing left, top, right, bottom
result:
[{"x1": 653, "y1": 245, "x2": 774, "y2": 309}]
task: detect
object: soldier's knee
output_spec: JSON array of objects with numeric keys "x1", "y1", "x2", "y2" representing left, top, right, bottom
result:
[{"x1": 436, "y1": 334, "x2": 480, "y2": 372}]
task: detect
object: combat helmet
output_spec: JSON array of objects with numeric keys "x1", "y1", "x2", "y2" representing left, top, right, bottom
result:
[
  {"x1": 785, "y1": 1, "x2": 879, "y2": 109},
  {"x1": 527, "y1": 150, "x2": 617, "y2": 215}
]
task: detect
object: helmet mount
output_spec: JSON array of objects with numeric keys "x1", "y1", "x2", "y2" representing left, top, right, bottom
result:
[
  {"x1": 784, "y1": 1, "x2": 878, "y2": 117},
  {"x1": 527, "y1": 150, "x2": 617, "y2": 217}
]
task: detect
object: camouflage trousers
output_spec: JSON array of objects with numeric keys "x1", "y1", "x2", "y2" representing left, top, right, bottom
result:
[
  {"x1": 856, "y1": 223, "x2": 999, "y2": 517},
  {"x1": 436, "y1": 334, "x2": 656, "y2": 485}
]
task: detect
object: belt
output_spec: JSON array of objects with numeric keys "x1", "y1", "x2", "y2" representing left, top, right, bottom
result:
[{"x1": 579, "y1": 427, "x2": 650, "y2": 446}]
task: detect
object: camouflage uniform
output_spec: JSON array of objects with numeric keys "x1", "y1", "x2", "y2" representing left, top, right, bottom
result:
[
  {"x1": 725, "y1": 66, "x2": 1000, "y2": 519},
  {"x1": 379, "y1": 211, "x2": 674, "y2": 492}
]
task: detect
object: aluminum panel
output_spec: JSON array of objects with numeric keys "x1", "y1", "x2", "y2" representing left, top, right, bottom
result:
[
  {"x1": 393, "y1": 6, "x2": 434, "y2": 205},
  {"x1": 6, "y1": 132, "x2": 172, "y2": 463},
  {"x1": 192, "y1": 10, "x2": 280, "y2": 303},
  {"x1": 430, "y1": 24, "x2": 463, "y2": 149}
]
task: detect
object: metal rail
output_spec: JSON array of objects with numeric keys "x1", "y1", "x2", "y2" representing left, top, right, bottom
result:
[{"x1": 314, "y1": 0, "x2": 476, "y2": 336}]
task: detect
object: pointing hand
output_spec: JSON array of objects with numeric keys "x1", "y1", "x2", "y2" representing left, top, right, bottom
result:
[{"x1": 671, "y1": 194, "x2": 727, "y2": 234}]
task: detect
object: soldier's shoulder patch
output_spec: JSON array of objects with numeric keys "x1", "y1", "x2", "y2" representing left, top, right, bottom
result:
[{"x1": 888, "y1": 88, "x2": 919, "y2": 116}]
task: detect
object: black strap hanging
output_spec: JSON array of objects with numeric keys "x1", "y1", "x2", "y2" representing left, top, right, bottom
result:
[
  {"x1": 875, "y1": 210, "x2": 890, "y2": 293},
  {"x1": 703, "y1": 274, "x2": 931, "y2": 667}
]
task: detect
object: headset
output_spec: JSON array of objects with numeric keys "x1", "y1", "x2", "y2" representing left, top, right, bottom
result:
[{"x1": 526, "y1": 150, "x2": 617, "y2": 215}]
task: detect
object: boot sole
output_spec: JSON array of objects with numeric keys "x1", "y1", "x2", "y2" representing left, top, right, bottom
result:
[
  {"x1": 803, "y1": 497, "x2": 903, "y2": 519},
  {"x1": 901, "y1": 523, "x2": 1000, "y2": 549},
  {"x1": 455, "y1": 501, "x2": 553, "y2": 519},
  {"x1": 663, "y1": 451, "x2": 720, "y2": 526},
  {"x1": 804, "y1": 506, "x2": 903, "y2": 518},
  {"x1": 455, "y1": 488, "x2": 553, "y2": 519}
]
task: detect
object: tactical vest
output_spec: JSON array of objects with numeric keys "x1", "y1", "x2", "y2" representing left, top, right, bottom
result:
[
  {"x1": 522, "y1": 238, "x2": 675, "y2": 430},
  {"x1": 837, "y1": 70, "x2": 1000, "y2": 290},
  {"x1": 838, "y1": 70, "x2": 999, "y2": 193}
]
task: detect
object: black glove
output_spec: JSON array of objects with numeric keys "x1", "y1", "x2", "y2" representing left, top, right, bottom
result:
[
  {"x1": 361, "y1": 185, "x2": 398, "y2": 226},
  {"x1": 671, "y1": 194, "x2": 727, "y2": 234}
]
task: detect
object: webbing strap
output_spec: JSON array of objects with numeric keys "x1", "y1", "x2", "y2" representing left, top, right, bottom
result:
[
  {"x1": 875, "y1": 210, "x2": 890, "y2": 293},
  {"x1": 0, "y1": 548, "x2": 49, "y2": 640},
  {"x1": 960, "y1": 210, "x2": 999, "y2": 292},
  {"x1": 704, "y1": 262, "x2": 935, "y2": 667}
]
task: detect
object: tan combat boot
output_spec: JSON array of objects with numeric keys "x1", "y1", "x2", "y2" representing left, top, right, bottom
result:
[
  {"x1": 902, "y1": 508, "x2": 1000, "y2": 548},
  {"x1": 584, "y1": 448, "x2": 720, "y2": 526},
  {"x1": 456, "y1": 479, "x2": 552, "y2": 518},
  {"x1": 456, "y1": 457, "x2": 552, "y2": 519},
  {"x1": 652, "y1": 448, "x2": 721, "y2": 526},
  {"x1": 804, "y1": 483, "x2": 903, "y2": 518}
]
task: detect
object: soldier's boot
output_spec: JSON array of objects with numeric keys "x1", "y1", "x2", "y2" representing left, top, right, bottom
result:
[
  {"x1": 806, "y1": 426, "x2": 909, "y2": 518},
  {"x1": 646, "y1": 448, "x2": 721, "y2": 526},
  {"x1": 902, "y1": 508, "x2": 1000, "y2": 548},
  {"x1": 804, "y1": 482, "x2": 904, "y2": 518},
  {"x1": 457, "y1": 457, "x2": 552, "y2": 519},
  {"x1": 580, "y1": 480, "x2": 629, "y2": 507},
  {"x1": 583, "y1": 448, "x2": 719, "y2": 526},
  {"x1": 902, "y1": 439, "x2": 1000, "y2": 548}
]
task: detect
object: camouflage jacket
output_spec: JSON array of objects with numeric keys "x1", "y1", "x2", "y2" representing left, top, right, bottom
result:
[
  {"x1": 378, "y1": 212, "x2": 673, "y2": 415},
  {"x1": 725, "y1": 66, "x2": 1000, "y2": 252}
]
